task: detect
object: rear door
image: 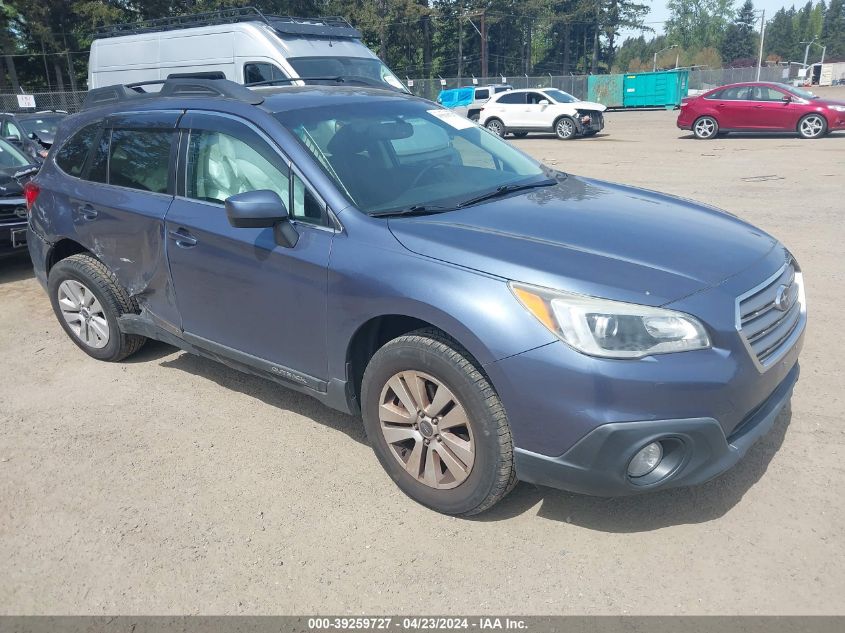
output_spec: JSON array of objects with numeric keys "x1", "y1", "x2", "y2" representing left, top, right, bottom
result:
[
  {"x1": 485, "y1": 91, "x2": 526, "y2": 127},
  {"x1": 58, "y1": 111, "x2": 181, "y2": 327},
  {"x1": 164, "y1": 111, "x2": 334, "y2": 386},
  {"x1": 712, "y1": 85, "x2": 757, "y2": 129}
]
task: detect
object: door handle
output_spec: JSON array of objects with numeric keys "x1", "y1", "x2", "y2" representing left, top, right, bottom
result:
[
  {"x1": 168, "y1": 228, "x2": 198, "y2": 248},
  {"x1": 78, "y1": 204, "x2": 98, "y2": 220},
  {"x1": 754, "y1": 105, "x2": 764, "y2": 108}
]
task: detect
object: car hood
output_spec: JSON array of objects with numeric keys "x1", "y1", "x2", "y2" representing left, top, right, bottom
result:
[
  {"x1": 572, "y1": 101, "x2": 607, "y2": 112},
  {"x1": 388, "y1": 176, "x2": 778, "y2": 306}
]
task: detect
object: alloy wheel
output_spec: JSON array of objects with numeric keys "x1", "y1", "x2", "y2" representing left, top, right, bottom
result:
[
  {"x1": 694, "y1": 117, "x2": 716, "y2": 139},
  {"x1": 378, "y1": 370, "x2": 475, "y2": 489},
  {"x1": 799, "y1": 115, "x2": 825, "y2": 138},
  {"x1": 556, "y1": 118, "x2": 574, "y2": 139},
  {"x1": 486, "y1": 120, "x2": 504, "y2": 136},
  {"x1": 57, "y1": 279, "x2": 110, "y2": 349}
]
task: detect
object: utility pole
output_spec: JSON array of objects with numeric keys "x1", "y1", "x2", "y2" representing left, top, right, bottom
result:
[
  {"x1": 756, "y1": 9, "x2": 766, "y2": 82},
  {"x1": 480, "y1": 11, "x2": 488, "y2": 80},
  {"x1": 457, "y1": 13, "x2": 463, "y2": 81}
]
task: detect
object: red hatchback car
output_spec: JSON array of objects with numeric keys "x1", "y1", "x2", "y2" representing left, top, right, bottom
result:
[{"x1": 677, "y1": 81, "x2": 845, "y2": 139}]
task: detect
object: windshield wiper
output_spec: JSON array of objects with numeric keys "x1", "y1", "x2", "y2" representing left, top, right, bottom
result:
[
  {"x1": 457, "y1": 178, "x2": 557, "y2": 209},
  {"x1": 369, "y1": 205, "x2": 452, "y2": 218}
]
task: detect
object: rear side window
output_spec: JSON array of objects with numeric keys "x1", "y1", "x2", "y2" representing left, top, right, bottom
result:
[
  {"x1": 108, "y1": 129, "x2": 173, "y2": 193},
  {"x1": 55, "y1": 123, "x2": 99, "y2": 177},
  {"x1": 475, "y1": 88, "x2": 490, "y2": 100},
  {"x1": 496, "y1": 92, "x2": 525, "y2": 105}
]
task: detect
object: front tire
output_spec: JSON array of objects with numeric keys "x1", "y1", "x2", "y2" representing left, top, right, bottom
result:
[
  {"x1": 361, "y1": 328, "x2": 516, "y2": 516},
  {"x1": 693, "y1": 116, "x2": 718, "y2": 139},
  {"x1": 797, "y1": 113, "x2": 827, "y2": 139},
  {"x1": 485, "y1": 118, "x2": 505, "y2": 137},
  {"x1": 554, "y1": 116, "x2": 577, "y2": 140},
  {"x1": 48, "y1": 254, "x2": 146, "y2": 362}
]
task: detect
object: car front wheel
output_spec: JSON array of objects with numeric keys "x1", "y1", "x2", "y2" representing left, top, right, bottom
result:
[
  {"x1": 361, "y1": 328, "x2": 516, "y2": 516},
  {"x1": 554, "y1": 116, "x2": 576, "y2": 140},
  {"x1": 797, "y1": 114, "x2": 827, "y2": 139},
  {"x1": 693, "y1": 116, "x2": 719, "y2": 139}
]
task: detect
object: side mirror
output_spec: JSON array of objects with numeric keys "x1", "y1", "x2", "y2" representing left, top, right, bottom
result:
[
  {"x1": 5, "y1": 136, "x2": 20, "y2": 143},
  {"x1": 225, "y1": 189, "x2": 299, "y2": 248},
  {"x1": 538, "y1": 99, "x2": 550, "y2": 106},
  {"x1": 781, "y1": 95, "x2": 792, "y2": 103}
]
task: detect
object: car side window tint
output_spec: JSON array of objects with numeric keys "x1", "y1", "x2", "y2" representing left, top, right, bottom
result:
[
  {"x1": 3, "y1": 120, "x2": 22, "y2": 140},
  {"x1": 526, "y1": 92, "x2": 547, "y2": 104},
  {"x1": 55, "y1": 123, "x2": 99, "y2": 177},
  {"x1": 244, "y1": 62, "x2": 288, "y2": 85},
  {"x1": 107, "y1": 129, "x2": 172, "y2": 193},
  {"x1": 291, "y1": 173, "x2": 327, "y2": 225},
  {"x1": 186, "y1": 129, "x2": 289, "y2": 205},
  {"x1": 720, "y1": 86, "x2": 750, "y2": 100},
  {"x1": 87, "y1": 128, "x2": 110, "y2": 183},
  {"x1": 751, "y1": 86, "x2": 786, "y2": 101},
  {"x1": 475, "y1": 88, "x2": 489, "y2": 100},
  {"x1": 496, "y1": 92, "x2": 525, "y2": 105}
]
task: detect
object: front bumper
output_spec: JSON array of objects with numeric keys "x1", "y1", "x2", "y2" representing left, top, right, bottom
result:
[{"x1": 513, "y1": 363, "x2": 798, "y2": 496}]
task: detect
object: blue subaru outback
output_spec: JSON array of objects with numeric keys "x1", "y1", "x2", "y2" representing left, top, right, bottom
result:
[{"x1": 25, "y1": 79, "x2": 805, "y2": 515}]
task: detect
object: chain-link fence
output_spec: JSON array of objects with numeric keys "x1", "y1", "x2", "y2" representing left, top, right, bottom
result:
[
  {"x1": 0, "y1": 66, "x2": 793, "y2": 115},
  {"x1": 0, "y1": 91, "x2": 86, "y2": 114}
]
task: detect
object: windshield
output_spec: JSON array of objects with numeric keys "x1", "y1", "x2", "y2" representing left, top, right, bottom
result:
[
  {"x1": 287, "y1": 56, "x2": 408, "y2": 93},
  {"x1": 543, "y1": 89, "x2": 579, "y2": 104},
  {"x1": 274, "y1": 100, "x2": 546, "y2": 215},
  {"x1": 782, "y1": 84, "x2": 818, "y2": 100},
  {"x1": 19, "y1": 114, "x2": 64, "y2": 137},
  {"x1": 0, "y1": 138, "x2": 31, "y2": 168}
]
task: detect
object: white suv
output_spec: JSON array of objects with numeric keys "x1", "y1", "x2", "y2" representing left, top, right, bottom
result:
[{"x1": 479, "y1": 88, "x2": 607, "y2": 140}]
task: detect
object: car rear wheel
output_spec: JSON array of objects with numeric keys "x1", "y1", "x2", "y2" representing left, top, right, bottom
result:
[
  {"x1": 48, "y1": 254, "x2": 146, "y2": 362},
  {"x1": 554, "y1": 116, "x2": 576, "y2": 140},
  {"x1": 797, "y1": 114, "x2": 827, "y2": 139},
  {"x1": 361, "y1": 328, "x2": 516, "y2": 516},
  {"x1": 485, "y1": 118, "x2": 505, "y2": 137},
  {"x1": 693, "y1": 116, "x2": 718, "y2": 139}
]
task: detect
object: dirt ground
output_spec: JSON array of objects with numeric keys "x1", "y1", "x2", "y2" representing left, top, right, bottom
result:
[{"x1": 1, "y1": 88, "x2": 844, "y2": 615}]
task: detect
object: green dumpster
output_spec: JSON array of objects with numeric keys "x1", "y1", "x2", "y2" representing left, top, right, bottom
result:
[
  {"x1": 587, "y1": 74, "x2": 624, "y2": 108},
  {"x1": 622, "y1": 70, "x2": 689, "y2": 109}
]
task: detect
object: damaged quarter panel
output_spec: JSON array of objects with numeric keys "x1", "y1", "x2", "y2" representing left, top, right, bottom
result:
[{"x1": 32, "y1": 109, "x2": 182, "y2": 330}]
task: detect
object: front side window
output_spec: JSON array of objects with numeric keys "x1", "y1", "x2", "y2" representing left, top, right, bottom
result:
[
  {"x1": 107, "y1": 129, "x2": 172, "y2": 193},
  {"x1": 244, "y1": 62, "x2": 288, "y2": 85},
  {"x1": 527, "y1": 92, "x2": 549, "y2": 105},
  {"x1": 3, "y1": 120, "x2": 23, "y2": 141},
  {"x1": 186, "y1": 130, "x2": 289, "y2": 205},
  {"x1": 751, "y1": 86, "x2": 787, "y2": 102},
  {"x1": 275, "y1": 100, "x2": 545, "y2": 215},
  {"x1": 55, "y1": 123, "x2": 99, "y2": 177}
]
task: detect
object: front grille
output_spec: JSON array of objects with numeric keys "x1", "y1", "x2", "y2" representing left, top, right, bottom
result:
[
  {"x1": 577, "y1": 110, "x2": 603, "y2": 128},
  {"x1": 0, "y1": 204, "x2": 26, "y2": 223},
  {"x1": 738, "y1": 261, "x2": 805, "y2": 369}
]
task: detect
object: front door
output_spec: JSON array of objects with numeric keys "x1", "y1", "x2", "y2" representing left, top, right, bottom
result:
[
  {"x1": 749, "y1": 85, "x2": 799, "y2": 130},
  {"x1": 165, "y1": 111, "x2": 334, "y2": 386}
]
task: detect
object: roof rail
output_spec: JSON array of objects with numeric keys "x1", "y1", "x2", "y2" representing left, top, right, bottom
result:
[
  {"x1": 94, "y1": 6, "x2": 361, "y2": 39},
  {"x1": 81, "y1": 78, "x2": 265, "y2": 111}
]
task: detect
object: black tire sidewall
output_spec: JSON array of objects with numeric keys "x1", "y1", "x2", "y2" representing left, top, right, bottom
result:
[
  {"x1": 555, "y1": 116, "x2": 576, "y2": 140},
  {"x1": 798, "y1": 114, "x2": 826, "y2": 139},
  {"x1": 694, "y1": 116, "x2": 718, "y2": 139},
  {"x1": 48, "y1": 258, "x2": 125, "y2": 361},
  {"x1": 361, "y1": 338, "x2": 505, "y2": 515}
]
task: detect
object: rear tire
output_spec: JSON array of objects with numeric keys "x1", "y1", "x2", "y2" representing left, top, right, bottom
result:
[
  {"x1": 361, "y1": 328, "x2": 516, "y2": 516},
  {"x1": 693, "y1": 116, "x2": 718, "y2": 139},
  {"x1": 485, "y1": 118, "x2": 505, "y2": 137},
  {"x1": 797, "y1": 113, "x2": 827, "y2": 139},
  {"x1": 48, "y1": 254, "x2": 146, "y2": 362}
]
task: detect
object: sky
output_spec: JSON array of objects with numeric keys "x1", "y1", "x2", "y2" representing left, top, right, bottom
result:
[{"x1": 620, "y1": 0, "x2": 803, "y2": 40}]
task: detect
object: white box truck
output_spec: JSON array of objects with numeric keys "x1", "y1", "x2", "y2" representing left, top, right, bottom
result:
[{"x1": 88, "y1": 6, "x2": 408, "y2": 93}]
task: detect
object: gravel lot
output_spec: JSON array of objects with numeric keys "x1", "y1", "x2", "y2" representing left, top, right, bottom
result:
[{"x1": 2, "y1": 88, "x2": 844, "y2": 615}]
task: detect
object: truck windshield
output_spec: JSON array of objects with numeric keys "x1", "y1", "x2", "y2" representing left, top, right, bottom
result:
[
  {"x1": 274, "y1": 100, "x2": 546, "y2": 216},
  {"x1": 287, "y1": 56, "x2": 408, "y2": 92}
]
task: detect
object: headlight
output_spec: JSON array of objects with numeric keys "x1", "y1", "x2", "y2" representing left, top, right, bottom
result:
[
  {"x1": 510, "y1": 282, "x2": 711, "y2": 359},
  {"x1": 829, "y1": 105, "x2": 845, "y2": 112}
]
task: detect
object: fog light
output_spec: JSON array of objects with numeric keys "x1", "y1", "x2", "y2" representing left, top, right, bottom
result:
[{"x1": 627, "y1": 442, "x2": 663, "y2": 478}]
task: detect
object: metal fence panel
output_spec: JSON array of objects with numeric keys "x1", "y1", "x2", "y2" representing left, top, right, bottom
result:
[{"x1": 0, "y1": 91, "x2": 86, "y2": 114}]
